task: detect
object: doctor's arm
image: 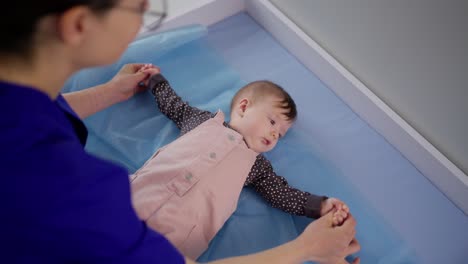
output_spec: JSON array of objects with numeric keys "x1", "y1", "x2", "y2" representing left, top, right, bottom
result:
[
  {"x1": 185, "y1": 212, "x2": 360, "y2": 264},
  {"x1": 63, "y1": 63, "x2": 158, "y2": 119}
]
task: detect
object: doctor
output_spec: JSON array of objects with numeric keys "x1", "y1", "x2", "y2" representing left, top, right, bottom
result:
[{"x1": 0, "y1": 0, "x2": 360, "y2": 263}]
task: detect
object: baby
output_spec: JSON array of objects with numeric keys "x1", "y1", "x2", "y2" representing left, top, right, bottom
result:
[{"x1": 131, "y1": 66, "x2": 349, "y2": 259}]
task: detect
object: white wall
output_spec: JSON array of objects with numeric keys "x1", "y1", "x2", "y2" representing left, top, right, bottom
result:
[
  {"x1": 149, "y1": 0, "x2": 213, "y2": 20},
  {"x1": 269, "y1": 0, "x2": 468, "y2": 175},
  {"x1": 144, "y1": 0, "x2": 244, "y2": 33}
]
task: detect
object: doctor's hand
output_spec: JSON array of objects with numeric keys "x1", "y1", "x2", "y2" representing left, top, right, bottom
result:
[
  {"x1": 296, "y1": 211, "x2": 360, "y2": 264},
  {"x1": 107, "y1": 63, "x2": 160, "y2": 102},
  {"x1": 334, "y1": 249, "x2": 361, "y2": 264}
]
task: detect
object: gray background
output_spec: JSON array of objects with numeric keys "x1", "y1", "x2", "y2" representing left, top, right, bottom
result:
[{"x1": 270, "y1": 0, "x2": 468, "y2": 175}]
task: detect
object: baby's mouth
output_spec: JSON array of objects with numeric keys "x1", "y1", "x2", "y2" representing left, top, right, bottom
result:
[{"x1": 262, "y1": 138, "x2": 270, "y2": 146}]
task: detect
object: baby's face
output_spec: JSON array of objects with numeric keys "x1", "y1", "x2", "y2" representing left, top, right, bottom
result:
[{"x1": 234, "y1": 97, "x2": 293, "y2": 153}]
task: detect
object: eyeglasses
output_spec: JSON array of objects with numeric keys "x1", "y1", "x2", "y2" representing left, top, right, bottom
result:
[{"x1": 117, "y1": 0, "x2": 167, "y2": 31}]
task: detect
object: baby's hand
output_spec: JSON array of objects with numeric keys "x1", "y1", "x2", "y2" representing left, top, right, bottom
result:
[
  {"x1": 108, "y1": 63, "x2": 161, "y2": 101},
  {"x1": 138, "y1": 63, "x2": 160, "y2": 76},
  {"x1": 136, "y1": 64, "x2": 161, "y2": 88},
  {"x1": 320, "y1": 197, "x2": 349, "y2": 226},
  {"x1": 332, "y1": 208, "x2": 349, "y2": 226}
]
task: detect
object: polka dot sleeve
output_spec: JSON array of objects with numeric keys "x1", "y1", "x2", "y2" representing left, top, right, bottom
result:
[
  {"x1": 149, "y1": 74, "x2": 212, "y2": 135},
  {"x1": 245, "y1": 155, "x2": 327, "y2": 219},
  {"x1": 148, "y1": 74, "x2": 327, "y2": 218}
]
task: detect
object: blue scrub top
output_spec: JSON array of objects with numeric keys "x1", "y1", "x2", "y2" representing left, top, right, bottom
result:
[{"x1": 0, "y1": 81, "x2": 184, "y2": 263}]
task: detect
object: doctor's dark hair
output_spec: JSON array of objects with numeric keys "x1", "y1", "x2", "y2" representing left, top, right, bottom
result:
[{"x1": 2, "y1": 0, "x2": 118, "y2": 57}]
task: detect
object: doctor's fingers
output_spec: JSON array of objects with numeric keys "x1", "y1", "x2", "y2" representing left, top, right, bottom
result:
[
  {"x1": 345, "y1": 238, "x2": 361, "y2": 256},
  {"x1": 338, "y1": 213, "x2": 357, "y2": 236}
]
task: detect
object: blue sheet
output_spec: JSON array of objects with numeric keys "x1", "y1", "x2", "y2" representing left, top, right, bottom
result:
[
  {"x1": 63, "y1": 13, "x2": 468, "y2": 264},
  {"x1": 63, "y1": 25, "x2": 242, "y2": 172}
]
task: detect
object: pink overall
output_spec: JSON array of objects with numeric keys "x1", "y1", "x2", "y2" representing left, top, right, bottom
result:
[{"x1": 130, "y1": 111, "x2": 258, "y2": 259}]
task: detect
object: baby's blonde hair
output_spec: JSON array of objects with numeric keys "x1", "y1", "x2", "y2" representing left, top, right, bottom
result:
[{"x1": 230, "y1": 80, "x2": 297, "y2": 121}]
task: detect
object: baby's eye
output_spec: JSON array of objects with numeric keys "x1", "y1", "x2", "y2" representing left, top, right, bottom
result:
[{"x1": 270, "y1": 119, "x2": 276, "y2": 126}]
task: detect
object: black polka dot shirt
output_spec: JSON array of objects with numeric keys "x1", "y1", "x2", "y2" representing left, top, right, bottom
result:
[{"x1": 149, "y1": 74, "x2": 326, "y2": 218}]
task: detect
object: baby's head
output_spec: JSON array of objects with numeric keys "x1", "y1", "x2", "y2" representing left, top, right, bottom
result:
[{"x1": 229, "y1": 80, "x2": 297, "y2": 153}]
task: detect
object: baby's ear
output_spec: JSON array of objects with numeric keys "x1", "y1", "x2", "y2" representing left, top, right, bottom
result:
[{"x1": 236, "y1": 98, "x2": 250, "y2": 116}]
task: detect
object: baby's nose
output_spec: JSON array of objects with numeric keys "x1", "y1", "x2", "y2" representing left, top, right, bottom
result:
[{"x1": 270, "y1": 130, "x2": 278, "y2": 139}]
